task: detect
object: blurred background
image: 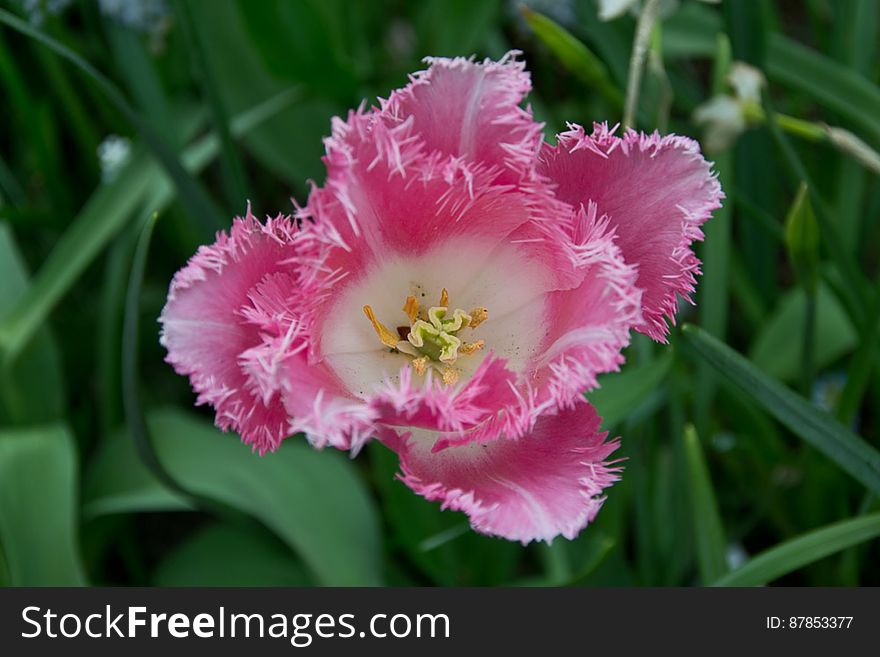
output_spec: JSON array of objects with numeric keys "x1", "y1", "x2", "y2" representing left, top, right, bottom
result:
[{"x1": 0, "y1": 0, "x2": 878, "y2": 587}]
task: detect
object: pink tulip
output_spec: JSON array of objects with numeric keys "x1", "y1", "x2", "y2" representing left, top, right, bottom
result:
[{"x1": 160, "y1": 53, "x2": 722, "y2": 543}]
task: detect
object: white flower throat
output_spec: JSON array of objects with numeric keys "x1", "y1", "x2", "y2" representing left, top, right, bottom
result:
[{"x1": 363, "y1": 288, "x2": 487, "y2": 385}]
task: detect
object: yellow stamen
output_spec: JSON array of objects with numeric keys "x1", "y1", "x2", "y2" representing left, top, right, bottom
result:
[
  {"x1": 411, "y1": 355, "x2": 429, "y2": 376},
  {"x1": 403, "y1": 295, "x2": 419, "y2": 323},
  {"x1": 468, "y1": 307, "x2": 488, "y2": 329},
  {"x1": 439, "y1": 287, "x2": 449, "y2": 307},
  {"x1": 459, "y1": 339, "x2": 485, "y2": 355},
  {"x1": 441, "y1": 367, "x2": 459, "y2": 386},
  {"x1": 363, "y1": 305, "x2": 400, "y2": 349}
]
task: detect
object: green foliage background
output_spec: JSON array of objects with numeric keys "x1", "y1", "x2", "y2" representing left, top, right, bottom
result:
[{"x1": 0, "y1": 0, "x2": 878, "y2": 586}]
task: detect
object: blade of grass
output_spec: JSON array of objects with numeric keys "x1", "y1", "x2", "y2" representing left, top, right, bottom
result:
[
  {"x1": 831, "y1": 0, "x2": 875, "y2": 252},
  {"x1": 121, "y1": 212, "x2": 200, "y2": 502},
  {"x1": 0, "y1": 89, "x2": 298, "y2": 362},
  {"x1": 0, "y1": 7, "x2": 223, "y2": 234},
  {"x1": 0, "y1": 224, "x2": 66, "y2": 425},
  {"x1": 175, "y1": 0, "x2": 251, "y2": 206},
  {"x1": 767, "y1": 36, "x2": 880, "y2": 146},
  {"x1": 521, "y1": 7, "x2": 623, "y2": 111},
  {"x1": 711, "y1": 512, "x2": 880, "y2": 586},
  {"x1": 683, "y1": 425, "x2": 728, "y2": 584},
  {"x1": 97, "y1": 229, "x2": 136, "y2": 436},
  {"x1": 695, "y1": 33, "x2": 733, "y2": 434},
  {"x1": 0, "y1": 33, "x2": 71, "y2": 216},
  {"x1": 103, "y1": 19, "x2": 178, "y2": 147},
  {"x1": 0, "y1": 143, "x2": 156, "y2": 363},
  {"x1": 32, "y1": 40, "x2": 100, "y2": 173},
  {"x1": 682, "y1": 324, "x2": 880, "y2": 495},
  {"x1": 729, "y1": 252, "x2": 767, "y2": 332},
  {"x1": 837, "y1": 283, "x2": 880, "y2": 425}
]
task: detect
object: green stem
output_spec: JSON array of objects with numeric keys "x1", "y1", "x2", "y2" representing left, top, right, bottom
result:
[
  {"x1": 623, "y1": 0, "x2": 662, "y2": 129},
  {"x1": 541, "y1": 542, "x2": 572, "y2": 585},
  {"x1": 802, "y1": 290, "x2": 817, "y2": 396},
  {"x1": 741, "y1": 102, "x2": 826, "y2": 141}
]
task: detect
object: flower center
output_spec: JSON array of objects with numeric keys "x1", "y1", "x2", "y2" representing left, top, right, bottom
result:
[{"x1": 363, "y1": 288, "x2": 487, "y2": 385}]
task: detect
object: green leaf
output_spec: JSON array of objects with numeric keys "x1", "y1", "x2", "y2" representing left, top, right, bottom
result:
[
  {"x1": 749, "y1": 283, "x2": 857, "y2": 384},
  {"x1": 683, "y1": 425, "x2": 728, "y2": 584},
  {"x1": 85, "y1": 408, "x2": 384, "y2": 586},
  {"x1": 587, "y1": 351, "x2": 673, "y2": 428},
  {"x1": 683, "y1": 325, "x2": 880, "y2": 496},
  {"x1": 0, "y1": 424, "x2": 86, "y2": 585},
  {"x1": 369, "y1": 441, "x2": 520, "y2": 586},
  {"x1": 521, "y1": 7, "x2": 624, "y2": 110},
  {"x1": 711, "y1": 512, "x2": 880, "y2": 586},
  {"x1": 0, "y1": 224, "x2": 65, "y2": 424},
  {"x1": 153, "y1": 523, "x2": 312, "y2": 587}
]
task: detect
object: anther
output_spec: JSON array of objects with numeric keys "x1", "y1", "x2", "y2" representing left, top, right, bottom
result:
[
  {"x1": 468, "y1": 307, "x2": 488, "y2": 328},
  {"x1": 363, "y1": 305, "x2": 400, "y2": 349},
  {"x1": 459, "y1": 340, "x2": 485, "y2": 355},
  {"x1": 412, "y1": 355, "x2": 429, "y2": 376},
  {"x1": 403, "y1": 296, "x2": 419, "y2": 324},
  {"x1": 441, "y1": 367, "x2": 459, "y2": 386}
]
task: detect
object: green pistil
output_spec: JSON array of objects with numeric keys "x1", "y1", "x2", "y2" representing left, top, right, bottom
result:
[{"x1": 407, "y1": 306, "x2": 471, "y2": 363}]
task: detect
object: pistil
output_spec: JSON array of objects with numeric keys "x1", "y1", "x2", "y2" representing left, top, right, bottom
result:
[{"x1": 363, "y1": 287, "x2": 488, "y2": 384}]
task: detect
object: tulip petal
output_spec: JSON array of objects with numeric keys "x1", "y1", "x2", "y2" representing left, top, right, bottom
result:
[
  {"x1": 159, "y1": 210, "x2": 296, "y2": 452},
  {"x1": 385, "y1": 51, "x2": 543, "y2": 181},
  {"x1": 539, "y1": 122, "x2": 723, "y2": 340},
  {"x1": 386, "y1": 401, "x2": 620, "y2": 544}
]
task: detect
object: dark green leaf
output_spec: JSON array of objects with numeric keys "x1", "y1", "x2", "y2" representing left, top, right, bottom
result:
[
  {"x1": 153, "y1": 523, "x2": 313, "y2": 587},
  {"x1": 749, "y1": 283, "x2": 857, "y2": 383},
  {"x1": 588, "y1": 351, "x2": 673, "y2": 428},
  {"x1": 683, "y1": 425, "x2": 728, "y2": 584},
  {"x1": 0, "y1": 224, "x2": 65, "y2": 424},
  {"x1": 683, "y1": 325, "x2": 880, "y2": 495},
  {"x1": 0, "y1": 424, "x2": 86, "y2": 585},
  {"x1": 85, "y1": 408, "x2": 384, "y2": 586},
  {"x1": 712, "y1": 513, "x2": 880, "y2": 586}
]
